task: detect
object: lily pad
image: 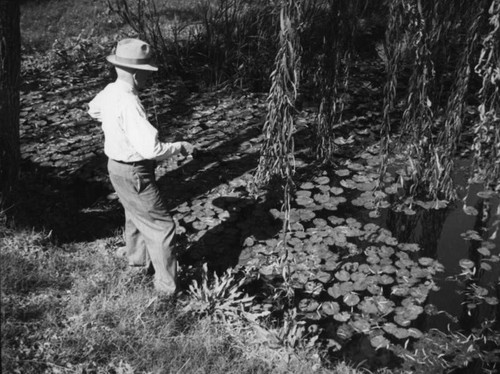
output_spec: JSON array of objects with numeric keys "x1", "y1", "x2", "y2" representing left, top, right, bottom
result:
[
  {"x1": 358, "y1": 298, "x2": 379, "y2": 314},
  {"x1": 477, "y1": 247, "x2": 491, "y2": 256},
  {"x1": 367, "y1": 251, "x2": 382, "y2": 263},
  {"x1": 343, "y1": 292, "x2": 360, "y2": 307},
  {"x1": 378, "y1": 274, "x2": 394, "y2": 285},
  {"x1": 316, "y1": 271, "x2": 332, "y2": 283},
  {"x1": 463, "y1": 205, "x2": 479, "y2": 216},
  {"x1": 321, "y1": 301, "x2": 340, "y2": 316},
  {"x1": 378, "y1": 246, "x2": 395, "y2": 258},
  {"x1": 347, "y1": 163, "x2": 365, "y2": 171},
  {"x1": 418, "y1": 257, "x2": 434, "y2": 266},
  {"x1": 296, "y1": 196, "x2": 315, "y2": 206},
  {"x1": 328, "y1": 284, "x2": 343, "y2": 298},
  {"x1": 384, "y1": 184, "x2": 400, "y2": 195},
  {"x1": 305, "y1": 281, "x2": 323, "y2": 295},
  {"x1": 337, "y1": 324, "x2": 354, "y2": 339},
  {"x1": 299, "y1": 298, "x2": 320, "y2": 312},
  {"x1": 407, "y1": 328, "x2": 423, "y2": 339},
  {"x1": 357, "y1": 182, "x2": 377, "y2": 192},
  {"x1": 296, "y1": 190, "x2": 312, "y2": 197},
  {"x1": 485, "y1": 297, "x2": 499, "y2": 305},
  {"x1": 398, "y1": 243, "x2": 420, "y2": 252},
  {"x1": 370, "y1": 335, "x2": 390, "y2": 349},
  {"x1": 335, "y1": 169, "x2": 350, "y2": 177},
  {"x1": 391, "y1": 285, "x2": 410, "y2": 297},
  {"x1": 353, "y1": 279, "x2": 369, "y2": 292},
  {"x1": 324, "y1": 258, "x2": 339, "y2": 271},
  {"x1": 383, "y1": 323, "x2": 410, "y2": 339},
  {"x1": 328, "y1": 216, "x2": 345, "y2": 226},
  {"x1": 461, "y1": 230, "x2": 482, "y2": 241},
  {"x1": 314, "y1": 193, "x2": 331, "y2": 204},
  {"x1": 318, "y1": 185, "x2": 331, "y2": 192},
  {"x1": 480, "y1": 262, "x2": 492, "y2": 271},
  {"x1": 300, "y1": 182, "x2": 315, "y2": 190},
  {"x1": 477, "y1": 190, "x2": 496, "y2": 199},
  {"x1": 394, "y1": 314, "x2": 411, "y2": 327},
  {"x1": 459, "y1": 259, "x2": 475, "y2": 269},
  {"x1": 340, "y1": 179, "x2": 358, "y2": 189},
  {"x1": 350, "y1": 318, "x2": 371, "y2": 333},
  {"x1": 314, "y1": 176, "x2": 330, "y2": 185},
  {"x1": 330, "y1": 186, "x2": 344, "y2": 195},
  {"x1": 334, "y1": 311, "x2": 351, "y2": 322},
  {"x1": 367, "y1": 283, "x2": 383, "y2": 295}
]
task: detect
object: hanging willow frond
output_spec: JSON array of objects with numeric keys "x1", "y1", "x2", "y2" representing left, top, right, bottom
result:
[
  {"x1": 254, "y1": 0, "x2": 302, "y2": 234},
  {"x1": 380, "y1": 0, "x2": 406, "y2": 183},
  {"x1": 471, "y1": 0, "x2": 500, "y2": 192},
  {"x1": 397, "y1": 0, "x2": 438, "y2": 197},
  {"x1": 314, "y1": 0, "x2": 357, "y2": 164},
  {"x1": 434, "y1": 5, "x2": 484, "y2": 199}
]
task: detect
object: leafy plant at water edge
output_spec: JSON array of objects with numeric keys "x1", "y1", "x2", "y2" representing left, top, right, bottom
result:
[{"x1": 183, "y1": 263, "x2": 268, "y2": 325}]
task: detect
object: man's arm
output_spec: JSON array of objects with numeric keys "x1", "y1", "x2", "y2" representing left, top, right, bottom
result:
[{"x1": 122, "y1": 100, "x2": 193, "y2": 161}]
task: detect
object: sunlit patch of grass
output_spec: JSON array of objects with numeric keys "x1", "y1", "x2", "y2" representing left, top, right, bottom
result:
[{"x1": 2, "y1": 226, "x2": 364, "y2": 373}]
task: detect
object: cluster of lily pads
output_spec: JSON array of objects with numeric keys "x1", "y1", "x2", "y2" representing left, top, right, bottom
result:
[
  {"x1": 241, "y1": 172, "x2": 446, "y2": 349},
  {"x1": 171, "y1": 146, "x2": 499, "y2": 357}
]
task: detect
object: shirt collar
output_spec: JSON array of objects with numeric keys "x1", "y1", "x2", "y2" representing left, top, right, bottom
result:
[{"x1": 114, "y1": 79, "x2": 137, "y2": 95}]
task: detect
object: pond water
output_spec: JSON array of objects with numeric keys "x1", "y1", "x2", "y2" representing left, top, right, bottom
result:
[
  {"x1": 376, "y1": 170, "x2": 500, "y2": 333},
  {"x1": 174, "y1": 150, "x2": 499, "y2": 372},
  {"x1": 239, "y1": 153, "x2": 498, "y2": 371},
  {"x1": 419, "y1": 186, "x2": 499, "y2": 331}
]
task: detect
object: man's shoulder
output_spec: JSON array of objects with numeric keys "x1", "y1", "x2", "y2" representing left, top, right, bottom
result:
[{"x1": 103, "y1": 83, "x2": 140, "y2": 104}]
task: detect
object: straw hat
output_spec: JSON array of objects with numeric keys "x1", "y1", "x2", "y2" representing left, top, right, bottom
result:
[{"x1": 106, "y1": 38, "x2": 158, "y2": 71}]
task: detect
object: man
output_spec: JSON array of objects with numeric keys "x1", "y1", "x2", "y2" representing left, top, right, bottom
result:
[{"x1": 88, "y1": 38, "x2": 193, "y2": 295}]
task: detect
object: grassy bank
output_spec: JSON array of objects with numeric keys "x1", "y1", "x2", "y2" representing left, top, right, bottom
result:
[{"x1": 1, "y1": 226, "x2": 366, "y2": 373}]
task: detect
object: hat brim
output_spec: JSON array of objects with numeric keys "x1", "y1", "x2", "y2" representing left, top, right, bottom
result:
[{"x1": 106, "y1": 55, "x2": 158, "y2": 71}]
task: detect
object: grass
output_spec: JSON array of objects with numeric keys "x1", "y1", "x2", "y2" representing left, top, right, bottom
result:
[{"x1": 1, "y1": 225, "x2": 368, "y2": 373}]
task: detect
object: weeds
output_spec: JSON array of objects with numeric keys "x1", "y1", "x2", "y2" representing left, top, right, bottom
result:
[{"x1": 1, "y1": 226, "x2": 337, "y2": 373}]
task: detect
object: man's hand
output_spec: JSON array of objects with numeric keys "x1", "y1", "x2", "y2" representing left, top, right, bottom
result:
[{"x1": 179, "y1": 141, "x2": 195, "y2": 157}]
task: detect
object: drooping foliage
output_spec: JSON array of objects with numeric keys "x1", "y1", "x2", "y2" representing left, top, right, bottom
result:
[
  {"x1": 254, "y1": 0, "x2": 302, "y2": 237},
  {"x1": 313, "y1": 0, "x2": 358, "y2": 163},
  {"x1": 379, "y1": 0, "x2": 500, "y2": 200},
  {"x1": 110, "y1": 0, "x2": 500, "y2": 202},
  {"x1": 471, "y1": 0, "x2": 500, "y2": 192}
]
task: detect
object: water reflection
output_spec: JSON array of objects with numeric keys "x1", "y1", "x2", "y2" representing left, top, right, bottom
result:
[{"x1": 384, "y1": 184, "x2": 500, "y2": 333}]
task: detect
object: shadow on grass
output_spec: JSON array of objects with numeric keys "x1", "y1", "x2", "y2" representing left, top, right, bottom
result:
[{"x1": 8, "y1": 156, "x2": 121, "y2": 243}]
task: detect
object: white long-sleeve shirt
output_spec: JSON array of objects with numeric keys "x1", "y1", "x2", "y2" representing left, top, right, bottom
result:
[{"x1": 88, "y1": 80, "x2": 182, "y2": 162}]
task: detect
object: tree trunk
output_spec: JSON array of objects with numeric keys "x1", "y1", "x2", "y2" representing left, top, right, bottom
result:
[{"x1": 0, "y1": 0, "x2": 21, "y2": 211}]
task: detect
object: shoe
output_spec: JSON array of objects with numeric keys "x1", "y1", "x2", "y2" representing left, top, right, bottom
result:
[
  {"x1": 124, "y1": 266, "x2": 148, "y2": 278},
  {"x1": 156, "y1": 290, "x2": 190, "y2": 306}
]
